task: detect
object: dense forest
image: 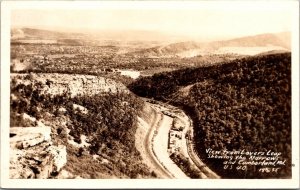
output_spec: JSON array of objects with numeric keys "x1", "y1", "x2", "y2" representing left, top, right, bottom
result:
[
  {"x1": 129, "y1": 53, "x2": 291, "y2": 178},
  {"x1": 10, "y1": 80, "x2": 154, "y2": 178}
]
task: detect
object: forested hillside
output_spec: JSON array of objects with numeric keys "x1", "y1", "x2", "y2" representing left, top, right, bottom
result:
[
  {"x1": 129, "y1": 53, "x2": 291, "y2": 178},
  {"x1": 11, "y1": 75, "x2": 154, "y2": 178}
]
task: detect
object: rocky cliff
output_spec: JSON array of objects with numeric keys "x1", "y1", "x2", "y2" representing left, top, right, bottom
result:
[
  {"x1": 10, "y1": 122, "x2": 67, "y2": 178},
  {"x1": 11, "y1": 73, "x2": 128, "y2": 97},
  {"x1": 10, "y1": 73, "x2": 137, "y2": 178}
]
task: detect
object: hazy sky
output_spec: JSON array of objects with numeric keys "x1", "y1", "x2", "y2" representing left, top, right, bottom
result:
[{"x1": 11, "y1": 5, "x2": 292, "y2": 41}]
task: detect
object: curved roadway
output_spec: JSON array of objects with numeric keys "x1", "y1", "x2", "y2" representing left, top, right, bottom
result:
[
  {"x1": 139, "y1": 100, "x2": 219, "y2": 179},
  {"x1": 142, "y1": 108, "x2": 174, "y2": 178}
]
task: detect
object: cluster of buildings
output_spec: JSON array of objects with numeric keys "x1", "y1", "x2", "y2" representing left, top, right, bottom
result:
[{"x1": 168, "y1": 117, "x2": 186, "y2": 154}]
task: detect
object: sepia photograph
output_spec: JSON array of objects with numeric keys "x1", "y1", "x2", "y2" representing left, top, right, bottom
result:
[{"x1": 1, "y1": 0, "x2": 299, "y2": 189}]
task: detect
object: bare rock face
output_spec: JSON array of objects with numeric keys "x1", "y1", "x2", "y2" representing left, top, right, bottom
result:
[
  {"x1": 47, "y1": 145, "x2": 67, "y2": 172},
  {"x1": 11, "y1": 73, "x2": 129, "y2": 98},
  {"x1": 73, "y1": 103, "x2": 88, "y2": 114},
  {"x1": 10, "y1": 126, "x2": 51, "y2": 149},
  {"x1": 9, "y1": 126, "x2": 67, "y2": 179}
]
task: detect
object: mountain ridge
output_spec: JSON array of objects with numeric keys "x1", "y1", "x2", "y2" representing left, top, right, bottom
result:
[
  {"x1": 129, "y1": 52, "x2": 291, "y2": 178},
  {"x1": 131, "y1": 32, "x2": 291, "y2": 57}
]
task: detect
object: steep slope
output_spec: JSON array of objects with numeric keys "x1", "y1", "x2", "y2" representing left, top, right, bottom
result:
[
  {"x1": 10, "y1": 73, "x2": 155, "y2": 178},
  {"x1": 129, "y1": 53, "x2": 291, "y2": 178}
]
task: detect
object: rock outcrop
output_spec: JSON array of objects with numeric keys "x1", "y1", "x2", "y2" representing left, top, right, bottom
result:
[
  {"x1": 73, "y1": 103, "x2": 88, "y2": 114},
  {"x1": 9, "y1": 126, "x2": 67, "y2": 179},
  {"x1": 9, "y1": 73, "x2": 135, "y2": 179},
  {"x1": 10, "y1": 126, "x2": 51, "y2": 149},
  {"x1": 11, "y1": 73, "x2": 128, "y2": 97}
]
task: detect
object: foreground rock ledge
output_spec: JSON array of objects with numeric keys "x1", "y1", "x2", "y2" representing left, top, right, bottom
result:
[{"x1": 9, "y1": 126, "x2": 67, "y2": 179}]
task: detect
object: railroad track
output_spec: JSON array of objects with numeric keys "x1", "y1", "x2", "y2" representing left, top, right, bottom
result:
[{"x1": 186, "y1": 122, "x2": 220, "y2": 179}]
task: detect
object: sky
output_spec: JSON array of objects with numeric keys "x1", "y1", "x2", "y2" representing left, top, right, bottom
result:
[{"x1": 11, "y1": 2, "x2": 293, "y2": 41}]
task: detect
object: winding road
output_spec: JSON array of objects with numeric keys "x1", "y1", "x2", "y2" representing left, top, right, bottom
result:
[
  {"x1": 142, "y1": 109, "x2": 174, "y2": 178},
  {"x1": 138, "y1": 99, "x2": 220, "y2": 179},
  {"x1": 152, "y1": 113, "x2": 189, "y2": 178}
]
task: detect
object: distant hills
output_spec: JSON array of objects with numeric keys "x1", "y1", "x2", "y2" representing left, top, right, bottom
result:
[
  {"x1": 213, "y1": 32, "x2": 290, "y2": 49},
  {"x1": 11, "y1": 27, "x2": 183, "y2": 45},
  {"x1": 11, "y1": 27, "x2": 290, "y2": 56},
  {"x1": 131, "y1": 32, "x2": 291, "y2": 57},
  {"x1": 11, "y1": 27, "x2": 86, "y2": 40},
  {"x1": 11, "y1": 27, "x2": 88, "y2": 45}
]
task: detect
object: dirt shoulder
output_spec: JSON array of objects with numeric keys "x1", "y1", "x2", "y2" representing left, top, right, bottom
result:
[{"x1": 135, "y1": 102, "x2": 173, "y2": 178}]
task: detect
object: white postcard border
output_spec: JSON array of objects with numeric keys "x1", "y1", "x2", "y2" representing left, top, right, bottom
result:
[{"x1": 1, "y1": 1, "x2": 299, "y2": 189}]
